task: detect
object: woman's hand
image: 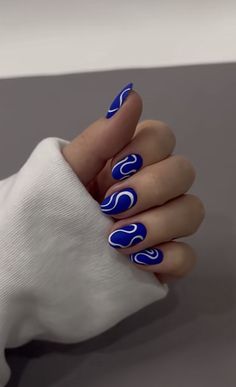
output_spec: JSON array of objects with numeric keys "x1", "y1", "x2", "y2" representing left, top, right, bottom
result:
[{"x1": 62, "y1": 84, "x2": 205, "y2": 282}]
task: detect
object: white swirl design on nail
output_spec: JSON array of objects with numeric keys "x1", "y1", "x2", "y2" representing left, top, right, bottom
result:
[
  {"x1": 111, "y1": 156, "x2": 128, "y2": 172},
  {"x1": 107, "y1": 87, "x2": 132, "y2": 114},
  {"x1": 108, "y1": 223, "x2": 144, "y2": 248},
  {"x1": 131, "y1": 249, "x2": 160, "y2": 265},
  {"x1": 101, "y1": 190, "x2": 135, "y2": 212},
  {"x1": 112, "y1": 154, "x2": 138, "y2": 179}
]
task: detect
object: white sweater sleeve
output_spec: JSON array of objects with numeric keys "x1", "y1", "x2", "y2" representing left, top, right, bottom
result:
[{"x1": 0, "y1": 137, "x2": 168, "y2": 386}]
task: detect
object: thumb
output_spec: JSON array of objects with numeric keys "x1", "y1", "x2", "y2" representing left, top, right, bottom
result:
[{"x1": 62, "y1": 83, "x2": 143, "y2": 185}]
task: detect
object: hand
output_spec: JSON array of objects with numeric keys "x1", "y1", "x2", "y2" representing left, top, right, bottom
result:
[{"x1": 62, "y1": 83, "x2": 205, "y2": 283}]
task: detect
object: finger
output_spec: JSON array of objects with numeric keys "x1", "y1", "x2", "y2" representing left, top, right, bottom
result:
[
  {"x1": 107, "y1": 194, "x2": 205, "y2": 254},
  {"x1": 62, "y1": 83, "x2": 142, "y2": 185},
  {"x1": 97, "y1": 119, "x2": 176, "y2": 195},
  {"x1": 100, "y1": 155, "x2": 196, "y2": 218},
  {"x1": 129, "y1": 241, "x2": 197, "y2": 278}
]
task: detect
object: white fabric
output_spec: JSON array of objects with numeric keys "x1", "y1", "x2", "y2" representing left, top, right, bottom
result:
[
  {"x1": 0, "y1": 137, "x2": 168, "y2": 386},
  {"x1": 0, "y1": 1, "x2": 236, "y2": 78}
]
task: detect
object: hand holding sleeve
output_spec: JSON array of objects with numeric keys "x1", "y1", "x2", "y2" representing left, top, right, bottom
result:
[{"x1": 0, "y1": 137, "x2": 168, "y2": 386}]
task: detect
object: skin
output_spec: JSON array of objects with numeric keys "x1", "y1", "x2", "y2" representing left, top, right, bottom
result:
[{"x1": 62, "y1": 90, "x2": 205, "y2": 282}]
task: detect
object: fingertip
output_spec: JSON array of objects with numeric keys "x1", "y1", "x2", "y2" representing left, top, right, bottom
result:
[
  {"x1": 107, "y1": 88, "x2": 143, "y2": 122},
  {"x1": 127, "y1": 241, "x2": 197, "y2": 278}
]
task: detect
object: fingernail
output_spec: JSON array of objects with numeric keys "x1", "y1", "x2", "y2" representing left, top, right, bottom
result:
[
  {"x1": 100, "y1": 187, "x2": 137, "y2": 215},
  {"x1": 105, "y1": 82, "x2": 133, "y2": 119},
  {"x1": 108, "y1": 222, "x2": 147, "y2": 249},
  {"x1": 112, "y1": 153, "x2": 143, "y2": 180},
  {"x1": 129, "y1": 248, "x2": 164, "y2": 265}
]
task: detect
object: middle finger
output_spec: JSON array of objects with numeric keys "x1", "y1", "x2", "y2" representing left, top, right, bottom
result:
[{"x1": 100, "y1": 155, "x2": 195, "y2": 218}]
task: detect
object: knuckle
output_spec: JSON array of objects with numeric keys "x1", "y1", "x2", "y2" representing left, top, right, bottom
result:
[
  {"x1": 172, "y1": 243, "x2": 197, "y2": 277},
  {"x1": 192, "y1": 195, "x2": 206, "y2": 220},
  {"x1": 187, "y1": 194, "x2": 206, "y2": 226},
  {"x1": 139, "y1": 119, "x2": 176, "y2": 150},
  {"x1": 173, "y1": 155, "x2": 196, "y2": 181},
  {"x1": 147, "y1": 171, "x2": 167, "y2": 205},
  {"x1": 173, "y1": 260, "x2": 196, "y2": 277},
  {"x1": 157, "y1": 121, "x2": 176, "y2": 149},
  {"x1": 172, "y1": 253, "x2": 186, "y2": 274}
]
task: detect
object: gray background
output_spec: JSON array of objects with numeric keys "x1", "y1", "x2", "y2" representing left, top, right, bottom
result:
[{"x1": 0, "y1": 63, "x2": 235, "y2": 386}]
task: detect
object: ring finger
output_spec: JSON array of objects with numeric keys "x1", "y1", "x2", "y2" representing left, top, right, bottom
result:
[{"x1": 107, "y1": 194, "x2": 205, "y2": 254}]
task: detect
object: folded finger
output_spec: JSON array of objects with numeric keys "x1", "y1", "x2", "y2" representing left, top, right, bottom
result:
[
  {"x1": 107, "y1": 194, "x2": 205, "y2": 254},
  {"x1": 97, "y1": 119, "x2": 176, "y2": 195},
  {"x1": 129, "y1": 241, "x2": 197, "y2": 277},
  {"x1": 100, "y1": 155, "x2": 195, "y2": 218}
]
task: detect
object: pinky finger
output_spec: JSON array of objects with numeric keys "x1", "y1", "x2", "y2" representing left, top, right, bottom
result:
[{"x1": 129, "y1": 241, "x2": 197, "y2": 278}]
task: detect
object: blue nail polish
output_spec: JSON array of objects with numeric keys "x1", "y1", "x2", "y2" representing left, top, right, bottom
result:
[
  {"x1": 108, "y1": 222, "x2": 147, "y2": 249},
  {"x1": 129, "y1": 248, "x2": 164, "y2": 265},
  {"x1": 100, "y1": 187, "x2": 137, "y2": 215},
  {"x1": 112, "y1": 154, "x2": 143, "y2": 180},
  {"x1": 106, "y1": 82, "x2": 133, "y2": 119}
]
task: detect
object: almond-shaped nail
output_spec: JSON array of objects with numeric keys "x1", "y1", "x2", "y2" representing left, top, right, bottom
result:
[
  {"x1": 112, "y1": 153, "x2": 143, "y2": 180},
  {"x1": 105, "y1": 82, "x2": 133, "y2": 119},
  {"x1": 100, "y1": 187, "x2": 137, "y2": 215},
  {"x1": 108, "y1": 222, "x2": 147, "y2": 249},
  {"x1": 130, "y1": 248, "x2": 164, "y2": 265}
]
